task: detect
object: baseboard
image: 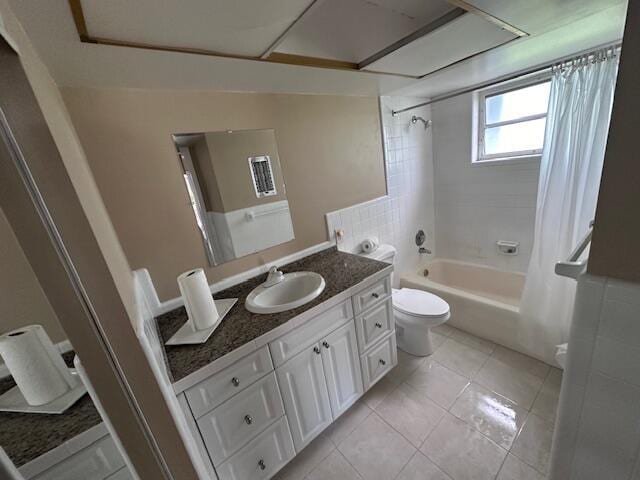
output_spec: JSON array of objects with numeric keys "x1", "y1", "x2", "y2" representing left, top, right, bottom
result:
[{"x1": 136, "y1": 241, "x2": 334, "y2": 317}]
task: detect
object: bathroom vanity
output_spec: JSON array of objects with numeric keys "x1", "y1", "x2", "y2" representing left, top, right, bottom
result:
[{"x1": 156, "y1": 248, "x2": 396, "y2": 480}]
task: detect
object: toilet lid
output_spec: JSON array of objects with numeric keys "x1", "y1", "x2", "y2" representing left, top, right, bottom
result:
[{"x1": 392, "y1": 288, "x2": 450, "y2": 318}]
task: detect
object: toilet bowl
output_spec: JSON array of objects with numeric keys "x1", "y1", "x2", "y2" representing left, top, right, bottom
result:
[
  {"x1": 358, "y1": 243, "x2": 451, "y2": 356},
  {"x1": 392, "y1": 288, "x2": 450, "y2": 356}
]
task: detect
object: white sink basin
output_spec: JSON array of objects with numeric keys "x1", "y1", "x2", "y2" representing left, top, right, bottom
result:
[{"x1": 245, "y1": 271, "x2": 326, "y2": 314}]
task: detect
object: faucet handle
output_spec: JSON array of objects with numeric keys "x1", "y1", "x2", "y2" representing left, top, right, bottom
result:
[{"x1": 264, "y1": 266, "x2": 284, "y2": 287}]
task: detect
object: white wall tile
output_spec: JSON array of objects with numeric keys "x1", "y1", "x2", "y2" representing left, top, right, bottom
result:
[
  {"x1": 325, "y1": 97, "x2": 435, "y2": 284},
  {"x1": 551, "y1": 275, "x2": 640, "y2": 480},
  {"x1": 431, "y1": 93, "x2": 539, "y2": 273}
]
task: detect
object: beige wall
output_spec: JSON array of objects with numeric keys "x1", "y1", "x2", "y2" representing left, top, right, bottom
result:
[
  {"x1": 190, "y1": 136, "x2": 222, "y2": 212},
  {"x1": 62, "y1": 88, "x2": 386, "y2": 301},
  {"x1": 0, "y1": 3, "x2": 199, "y2": 479},
  {"x1": 206, "y1": 129, "x2": 285, "y2": 212},
  {"x1": 590, "y1": 0, "x2": 640, "y2": 282},
  {"x1": 0, "y1": 206, "x2": 66, "y2": 343}
]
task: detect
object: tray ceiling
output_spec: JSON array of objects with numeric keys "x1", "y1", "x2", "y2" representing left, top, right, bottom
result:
[
  {"x1": 275, "y1": 0, "x2": 457, "y2": 63},
  {"x1": 79, "y1": 0, "x2": 317, "y2": 57},
  {"x1": 363, "y1": 13, "x2": 518, "y2": 77}
]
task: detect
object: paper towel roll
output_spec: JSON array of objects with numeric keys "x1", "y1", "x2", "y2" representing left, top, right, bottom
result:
[
  {"x1": 361, "y1": 236, "x2": 380, "y2": 254},
  {"x1": 178, "y1": 269, "x2": 219, "y2": 330},
  {"x1": 0, "y1": 326, "x2": 77, "y2": 406}
]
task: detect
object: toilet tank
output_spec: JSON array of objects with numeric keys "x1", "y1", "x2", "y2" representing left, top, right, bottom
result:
[{"x1": 358, "y1": 244, "x2": 396, "y2": 264}]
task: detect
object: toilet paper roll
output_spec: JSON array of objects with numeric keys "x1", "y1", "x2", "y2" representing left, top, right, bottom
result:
[
  {"x1": 0, "y1": 325, "x2": 77, "y2": 406},
  {"x1": 178, "y1": 268, "x2": 219, "y2": 330},
  {"x1": 361, "y1": 236, "x2": 380, "y2": 254}
]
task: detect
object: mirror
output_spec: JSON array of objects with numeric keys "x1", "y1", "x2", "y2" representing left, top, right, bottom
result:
[
  {"x1": 0, "y1": 207, "x2": 136, "y2": 479},
  {"x1": 173, "y1": 129, "x2": 295, "y2": 266}
]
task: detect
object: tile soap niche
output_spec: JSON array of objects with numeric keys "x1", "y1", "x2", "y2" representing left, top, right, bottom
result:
[{"x1": 496, "y1": 240, "x2": 519, "y2": 256}]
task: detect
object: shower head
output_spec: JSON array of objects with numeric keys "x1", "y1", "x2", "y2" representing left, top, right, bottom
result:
[{"x1": 411, "y1": 115, "x2": 432, "y2": 130}]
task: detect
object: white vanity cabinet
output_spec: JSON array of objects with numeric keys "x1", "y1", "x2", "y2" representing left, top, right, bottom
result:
[
  {"x1": 26, "y1": 433, "x2": 127, "y2": 480},
  {"x1": 275, "y1": 342, "x2": 333, "y2": 450},
  {"x1": 276, "y1": 320, "x2": 363, "y2": 451},
  {"x1": 320, "y1": 322, "x2": 364, "y2": 418},
  {"x1": 176, "y1": 271, "x2": 395, "y2": 480}
]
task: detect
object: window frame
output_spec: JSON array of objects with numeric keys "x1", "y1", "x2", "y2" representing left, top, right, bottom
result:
[{"x1": 474, "y1": 75, "x2": 552, "y2": 164}]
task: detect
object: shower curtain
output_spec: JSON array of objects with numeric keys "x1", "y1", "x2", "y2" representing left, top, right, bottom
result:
[{"x1": 519, "y1": 50, "x2": 619, "y2": 365}]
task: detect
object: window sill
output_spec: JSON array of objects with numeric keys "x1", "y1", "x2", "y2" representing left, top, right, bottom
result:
[{"x1": 472, "y1": 154, "x2": 541, "y2": 167}]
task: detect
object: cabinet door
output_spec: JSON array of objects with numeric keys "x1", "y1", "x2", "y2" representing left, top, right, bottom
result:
[
  {"x1": 320, "y1": 322, "x2": 364, "y2": 418},
  {"x1": 276, "y1": 344, "x2": 332, "y2": 451}
]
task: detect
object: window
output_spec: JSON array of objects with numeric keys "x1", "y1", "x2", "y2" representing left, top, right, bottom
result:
[{"x1": 475, "y1": 78, "x2": 551, "y2": 163}]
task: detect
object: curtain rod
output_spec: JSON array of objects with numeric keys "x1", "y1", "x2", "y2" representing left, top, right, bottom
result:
[{"x1": 391, "y1": 41, "x2": 622, "y2": 116}]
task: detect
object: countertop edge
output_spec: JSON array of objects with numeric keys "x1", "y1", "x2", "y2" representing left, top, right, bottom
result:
[{"x1": 171, "y1": 264, "x2": 393, "y2": 394}]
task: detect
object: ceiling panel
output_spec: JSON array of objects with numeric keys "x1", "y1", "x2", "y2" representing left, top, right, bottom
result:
[
  {"x1": 79, "y1": 0, "x2": 316, "y2": 57},
  {"x1": 363, "y1": 13, "x2": 517, "y2": 77},
  {"x1": 461, "y1": 0, "x2": 626, "y2": 35},
  {"x1": 274, "y1": 0, "x2": 456, "y2": 62}
]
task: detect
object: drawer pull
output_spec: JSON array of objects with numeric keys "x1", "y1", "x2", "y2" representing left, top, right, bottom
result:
[
  {"x1": 231, "y1": 377, "x2": 240, "y2": 387},
  {"x1": 322, "y1": 341, "x2": 330, "y2": 349},
  {"x1": 258, "y1": 459, "x2": 266, "y2": 470},
  {"x1": 371, "y1": 292, "x2": 380, "y2": 299},
  {"x1": 313, "y1": 346, "x2": 321, "y2": 354},
  {"x1": 244, "y1": 414, "x2": 253, "y2": 425},
  {"x1": 375, "y1": 322, "x2": 382, "y2": 328},
  {"x1": 379, "y1": 359, "x2": 386, "y2": 366}
]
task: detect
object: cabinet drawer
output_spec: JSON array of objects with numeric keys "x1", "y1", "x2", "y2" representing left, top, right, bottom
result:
[
  {"x1": 352, "y1": 277, "x2": 391, "y2": 315},
  {"x1": 32, "y1": 436, "x2": 125, "y2": 480},
  {"x1": 186, "y1": 346, "x2": 273, "y2": 418},
  {"x1": 269, "y1": 300, "x2": 353, "y2": 367},
  {"x1": 361, "y1": 332, "x2": 397, "y2": 390},
  {"x1": 216, "y1": 417, "x2": 295, "y2": 480},
  {"x1": 198, "y1": 373, "x2": 285, "y2": 465},
  {"x1": 356, "y1": 299, "x2": 394, "y2": 353},
  {"x1": 106, "y1": 468, "x2": 134, "y2": 480}
]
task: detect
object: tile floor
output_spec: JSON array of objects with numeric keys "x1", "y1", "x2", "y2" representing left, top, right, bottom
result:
[{"x1": 274, "y1": 325, "x2": 561, "y2": 480}]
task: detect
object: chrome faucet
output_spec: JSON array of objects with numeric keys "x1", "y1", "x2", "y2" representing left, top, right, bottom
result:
[
  {"x1": 419, "y1": 247, "x2": 432, "y2": 255},
  {"x1": 263, "y1": 266, "x2": 284, "y2": 287}
]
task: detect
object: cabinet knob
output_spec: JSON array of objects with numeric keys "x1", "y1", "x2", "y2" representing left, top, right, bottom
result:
[
  {"x1": 372, "y1": 292, "x2": 380, "y2": 299},
  {"x1": 313, "y1": 346, "x2": 321, "y2": 354},
  {"x1": 375, "y1": 322, "x2": 382, "y2": 328},
  {"x1": 244, "y1": 414, "x2": 253, "y2": 425},
  {"x1": 379, "y1": 359, "x2": 386, "y2": 366},
  {"x1": 258, "y1": 459, "x2": 266, "y2": 470},
  {"x1": 231, "y1": 377, "x2": 240, "y2": 387},
  {"x1": 322, "y1": 341, "x2": 330, "y2": 349}
]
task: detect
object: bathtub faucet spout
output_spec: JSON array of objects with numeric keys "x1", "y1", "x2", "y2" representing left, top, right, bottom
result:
[{"x1": 419, "y1": 247, "x2": 432, "y2": 255}]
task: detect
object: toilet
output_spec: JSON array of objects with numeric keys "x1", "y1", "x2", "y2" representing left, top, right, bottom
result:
[{"x1": 359, "y1": 244, "x2": 451, "y2": 356}]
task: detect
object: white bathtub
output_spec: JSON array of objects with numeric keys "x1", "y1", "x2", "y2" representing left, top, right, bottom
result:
[{"x1": 400, "y1": 259, "x2": 527, "y2": 355}]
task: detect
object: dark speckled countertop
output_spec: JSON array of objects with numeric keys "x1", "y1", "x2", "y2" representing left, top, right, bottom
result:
[
  {"x1": 0, "y1": 352, "x2": 102, "y2": 468},
  {"x1": 156, "y1": 247, "x2": 390, "y2": 383}
]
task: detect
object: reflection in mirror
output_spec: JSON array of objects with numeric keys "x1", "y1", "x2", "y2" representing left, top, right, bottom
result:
[
  {"x1": 173, "y1": 129, "x2": 295, "y2": 266},
  {"x1": 0, "y1": 206, "x2": 135, "y2": 480}
]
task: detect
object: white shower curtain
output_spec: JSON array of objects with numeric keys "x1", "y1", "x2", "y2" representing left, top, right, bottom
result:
[{"x1": 519, "y1": 51, "x2": 619, "y2": 364}]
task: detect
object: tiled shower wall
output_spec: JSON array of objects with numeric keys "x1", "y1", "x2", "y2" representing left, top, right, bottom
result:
[
  {"x1": 326, "y1": 97, "x2": 435, "y2": 283},
  {"x1": 431, "y1": 93, "x2": 540, "y2": 273},
  {"x1": 551, "y1": 274, "x2": 640, "y2": 480}
]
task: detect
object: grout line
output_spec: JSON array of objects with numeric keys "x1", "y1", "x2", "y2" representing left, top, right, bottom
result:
[{"x1": 333, "y1": 447, "x2": 365, "y2": 480}]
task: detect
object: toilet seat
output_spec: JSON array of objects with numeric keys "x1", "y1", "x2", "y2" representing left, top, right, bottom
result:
[{"x1": 392, "y1": 288, "x2": 450, "y2": 319}]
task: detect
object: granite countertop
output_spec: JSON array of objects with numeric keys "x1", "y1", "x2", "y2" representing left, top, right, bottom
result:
[
  {"x1": 0, "y1": 352, "x2": 102, "y2": 468},
  {"x1": 156, "y1": 247, "x2": 390, "y2": 383}
]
